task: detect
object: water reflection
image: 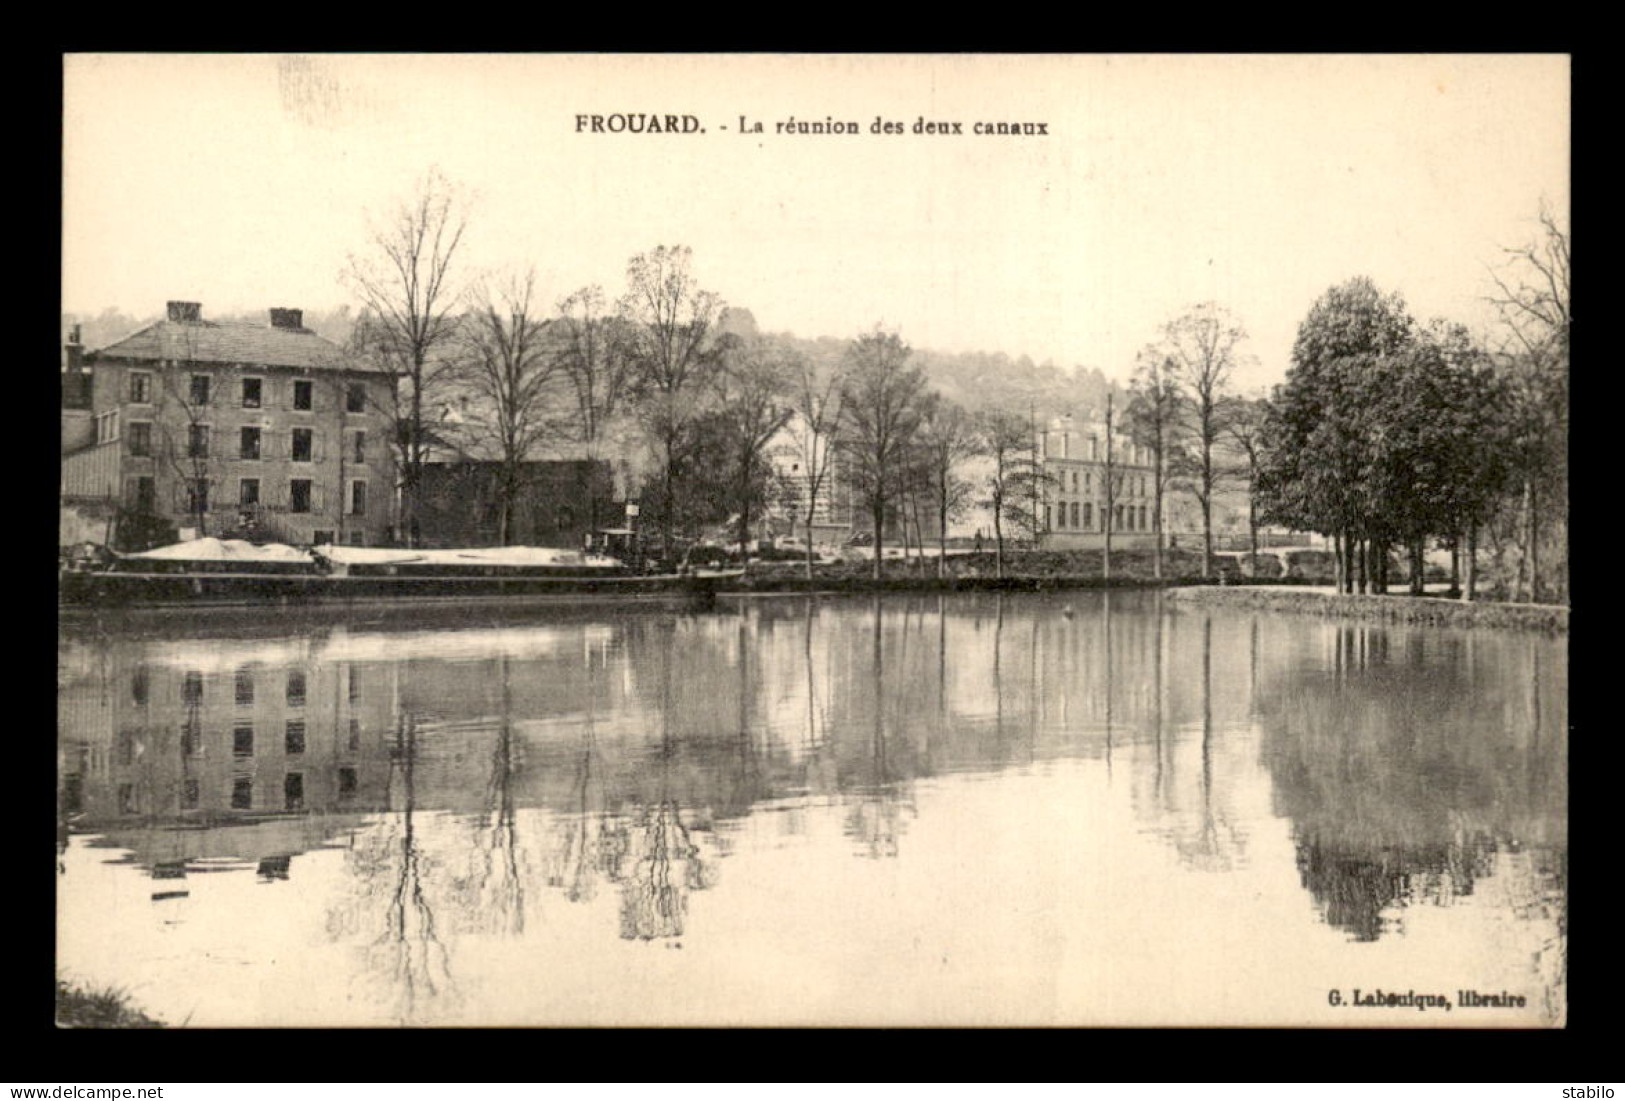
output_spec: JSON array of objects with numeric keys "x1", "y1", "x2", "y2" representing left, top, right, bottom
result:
[{"x1": 58, "y1": 595, "x2": 1566, "y2": 1025}]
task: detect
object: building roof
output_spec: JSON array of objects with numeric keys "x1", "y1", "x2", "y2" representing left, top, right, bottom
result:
[{"x1": 87, "y1": 319, "x2": 384, "y2": 373}]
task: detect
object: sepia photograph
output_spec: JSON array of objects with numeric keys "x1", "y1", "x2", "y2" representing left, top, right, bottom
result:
[{"x1": 57, "y1": 53, "x2": 1568, "y2": 1028}]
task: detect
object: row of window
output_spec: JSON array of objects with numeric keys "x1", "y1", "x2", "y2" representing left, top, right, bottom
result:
[
  {"x1": 1049, "y1": 468, "x2": 1150, "y2": 497},
  {"x1": 126, "y1": 475, "x2": 368, "y2": 515},
  {"x1": 1046, "y1": 502, "x2": 1152, "y2": 532},
  {"x1": 116, "y1": 767, "x2": 358, "y2": 815},
  {"x1": 171, "y1": 716, "x2": 364, "y2": 758},
  {"x1": 126, "y1": 423, "x2": 368, "y2": 464},
  {"x1": 127, "y1": 372, "x2": 369, "y2": 414}
]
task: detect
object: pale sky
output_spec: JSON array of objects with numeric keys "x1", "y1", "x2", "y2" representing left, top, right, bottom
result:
[{"x1": 63, "y1": 53, "x2": 1569, "y2": 392}]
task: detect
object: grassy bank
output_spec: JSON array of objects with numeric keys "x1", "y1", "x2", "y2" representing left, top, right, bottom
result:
[
  {"x1": 56, "y1": 978, "x2": 166, "y2": 1029},
  {"x1": 1165, "y1": 586, "x2": 1569, "y2": 633}
]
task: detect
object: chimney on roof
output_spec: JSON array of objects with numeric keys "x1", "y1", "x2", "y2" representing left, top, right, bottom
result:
[
  {"x1": 268, "y1": 307, "x2": 304, "y2": 331},
  {"x1": 167, "y1": 301, "x2": 202, "y2": 323},
  {"x1": 64, "y1": 323, "x2": 84, "y2": 374}
]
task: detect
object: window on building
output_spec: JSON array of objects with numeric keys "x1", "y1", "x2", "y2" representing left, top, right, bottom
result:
[
  {"x1": 181, "y1": 718, "x2": 201, "y2": 757},
  {"x1": 353, "y1": 431, "x2": 366, "y2": 464},
  {"x1": 235, "y1": 667, "x2": 254, "y2": 706},
  {"x1": 241, "y1": 378, "x2": 262, "y2": 408},
  {"x1": 181, "y1": 777, "x2": 200, "y2": 811},
  {"x1": 293, "y1": 379, "x2": 313, "y2": 411},
  {"x1": 347, "y1": 667, "x2": 360, "y2": 704},
  {"x1": 347, "y1": 718, "x2": 361, "y2": 752},
  {"x1": 313, "y1": 529, "x2": 334, "y2": 546},
  {"x1": 240, "y1": 426, "x2": 261, "y2": 460},
  {"x1": 290, "y1": 479, "x2": 312, "y2": 513},
  {"x1": 346, "y1": 383, "x2": 366, "y2": 413},
  {"x1": 233, "y1": 724, "x2": 254, "y2": 757},
  {"x1": 338, "y1": 767, "x2": 357, "y2": 796},
  {"x1": 128, "y1": 372, "x2": 152, "y2": 404},
  {"x1": 284, "y1": 772, "x2": 304, "y2": 812},
  {"x1": 350, "y1": 480, "x2": 367, "y2": 517},
  {"x1": 188, "y1": 424, "x2": 210, "y2": 458},
  {"x1": 1071, "y1": 502, "x2": 1080, "y2": 528},
  {"x1": 190, "y1": 375, "x2": 211, "y2": 406},
  {"x1": 1084, "y1": 502, "x2": 1093, "y2": 529},
  {"x1": 128, "y1": 421, "x2": 152, "y2": 457},
  {"x1": 291, "y1": 428, "x2": 313, "y2": 462},
  {"x1": 231, "y1": 777, "x2": 253, "y2": 810},
  {"x1": 186, "y1": 478, "x2": 210, "y2": 515},
  {"x1": 118, "y1": 783, "x2": 137, "y2": 815},
  {"x1": 95, "y1": 410, "x2": 120, "y2": 444},
  {"x1": 1139, "y1": 505, "x2": 1148, "y2": 530},
  {"x1": 240, "y1": 478, "x2": 260, "y2": 508},
  {"x1": 1044, "y1": 504, "x2": 1053, "y2": 530},
  {"x1": 131, "y1": 666, "x2": 149, "y2": 705},
  {"x1": 285, "y1": 720, "x2": 306, "y2": 755},
  {"x1": 126, "y1": 476, "x2": 156, "y2": 513},
  {"x1": 286, "y1": 670, "x2": 306, "y2": 706}
]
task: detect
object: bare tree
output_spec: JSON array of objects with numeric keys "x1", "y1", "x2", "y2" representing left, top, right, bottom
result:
[
  {"x1": 1124, "y1": 348, "x2": 1188, "y2": 580},
  {"x1": 712, "y1": 334, "x2": 798, "y2": 563},
  {"x1": 786, "y1": 352, "x2": 845, "y2": 581},
  {"x1": 915, "y1": 396, "x2": 981, "y2": 579},
  {"x1": 453, "y1": 271, "x2": 560, "y2": 545},
  {"x1": 1223, "y1": 393, "x2": 1270, "y2": 572},
  {"x1": 556, "y1": 285, "x2": 635, "y2": 534},
  {"x1": 1161, "y1": 303, "x2": 1248, "y2": 578},
  {"x1": 343, "y1": 169, "x2": 470, "y2": 546},
  {"x1": 152, "y1": 318, "x2": 220, "y2": 539},
  {"x1": 976, "y1": 407, "x2": 1048, "y2": 579},
  {"x1": 1101, "y1": 392, "x2": 1126, "y2": 581},
  {"x1": 619, "y1": 245, "x2": 723, "y2": 557},
  {"x1": 1485, "y1": 202, "x2": 1569, "y2": 603},
  {"x1": 837, "y1": 330, "x2": 930, "y2": 580}
]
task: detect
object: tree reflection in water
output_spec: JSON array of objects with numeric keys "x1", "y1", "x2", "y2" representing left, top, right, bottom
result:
[
  {"x1": 843, "y1": 597, "x2": 913, "y2": 860},
  {"x1": 332, "y1": 711, "x2": 456, "y2": 1024},
  {"x1": 1257, "y1": 623, "x2": 1566, "y2": 945},
  {"x1": 607, "y1": 620, "x2": 717, "y2": 941}
]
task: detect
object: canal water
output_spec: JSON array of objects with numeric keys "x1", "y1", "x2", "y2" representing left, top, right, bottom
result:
[{"x1": 56, "y1": 592, "x2": 1566, "y2": 1027}]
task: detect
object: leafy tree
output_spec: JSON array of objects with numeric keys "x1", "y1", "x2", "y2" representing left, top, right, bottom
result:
[
  {"x1": 619, "y1": 246, "x2": 723, "y2": 555},
  {"x1": 1124, "y1": 348, "x2": 1188, "y2": 579},
  {"x1": 975, "y1": 407, "x2": 1048, "y2": 579},
  {"x1": 712, "y1": 334, "x2": 798, "y2": 562},
  {"x1": 836, "y1": 330, "x2": 930, "y2": 580},
  {"x1": 1258, "y1": 277, "x2": 1414, "y2": 593}
]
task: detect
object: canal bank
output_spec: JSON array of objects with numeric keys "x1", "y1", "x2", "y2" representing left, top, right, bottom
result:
[{"x1": 1166, "y1": 585, "x2": 1569, "y2": 634}]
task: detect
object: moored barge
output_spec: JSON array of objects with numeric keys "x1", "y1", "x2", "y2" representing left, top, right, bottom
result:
[{"x1": 59, "y1": 538, "x2": 740, "y2": 611}]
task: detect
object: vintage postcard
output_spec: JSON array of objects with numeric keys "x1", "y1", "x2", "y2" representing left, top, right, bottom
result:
[{"x1": 58, "y1": 54, "x2": 1568, "y2": 1028}]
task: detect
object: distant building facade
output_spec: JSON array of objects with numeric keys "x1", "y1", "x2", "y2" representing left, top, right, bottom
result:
[
  {"x1": 1034, "y1": 413, "x2": 1158, "y2": 550},
  {"x1": 60, "y1": 302, "x2": 394, "y2": 550}
]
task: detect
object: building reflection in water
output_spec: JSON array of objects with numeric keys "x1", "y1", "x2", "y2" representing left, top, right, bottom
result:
[{"x1": 59, "y1": 595, "x2": 1566, "y2": 1021}]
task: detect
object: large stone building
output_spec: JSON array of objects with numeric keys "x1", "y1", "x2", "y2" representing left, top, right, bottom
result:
[
  {"x1": 60, "y1": 302, "x2": 395, "y2": 550},
  {"x1": 1034, "y1": 413, "x2": 1158, "y2": 549}
]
